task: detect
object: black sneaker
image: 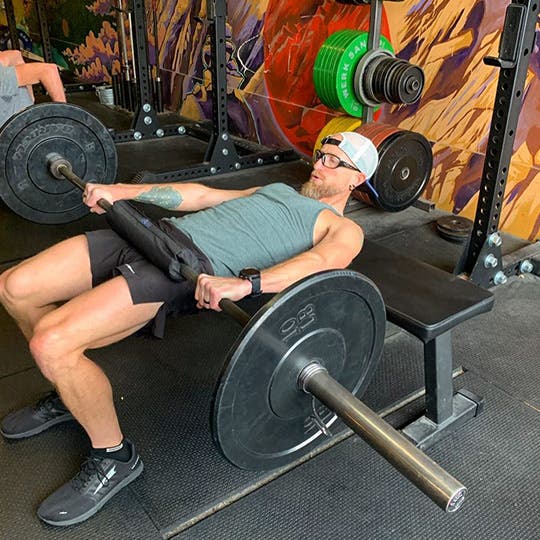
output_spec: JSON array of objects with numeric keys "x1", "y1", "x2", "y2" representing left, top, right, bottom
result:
[
  {"x1": 0, "y1": 391, "x2": 74, "y2": 439},
  {"x1": 37, "y1": 439, "x2": 143, "y2": 526}
]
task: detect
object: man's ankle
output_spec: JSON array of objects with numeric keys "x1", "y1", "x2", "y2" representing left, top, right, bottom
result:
[{"x1": 91, "y1": 438, "x2": 132, "y2": 462}]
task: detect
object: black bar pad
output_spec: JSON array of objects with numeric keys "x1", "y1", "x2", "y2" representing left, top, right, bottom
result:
[
  {"x1": 499, "y1": 4, "x2": 526, "y2": 64},
  {"x1": 105, "y1": 201, "x2": 202, "y2": 281}
]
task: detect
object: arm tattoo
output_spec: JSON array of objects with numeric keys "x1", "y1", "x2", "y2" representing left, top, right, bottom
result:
[{"x1": 134, "y1": 187, "x2": 183, "y2": 210}]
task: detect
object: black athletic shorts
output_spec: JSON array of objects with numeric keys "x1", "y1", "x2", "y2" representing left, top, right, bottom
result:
[{"x1": 85, "y1": 222, "x2": 214, "y2": 338}]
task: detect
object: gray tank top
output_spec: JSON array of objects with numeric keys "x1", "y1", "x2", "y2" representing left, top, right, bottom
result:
[
  {"x1": 0, "y1": 65, "x2": 33, "y2": 127},
  {"x1": 164, "y1": 183, "x2": 340, "y2": 276}
]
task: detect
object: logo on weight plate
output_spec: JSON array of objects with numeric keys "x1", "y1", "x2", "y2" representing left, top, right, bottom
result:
[
  {"x1": 303, "y1": 405, "x2": 334, "y2": 435},
  {"x1": 279, "y1": 303, "x2": 316, "y2": 343}
]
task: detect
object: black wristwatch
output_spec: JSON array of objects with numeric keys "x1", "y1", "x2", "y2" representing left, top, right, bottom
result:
[{"x1": 239, "y1": 267, "x2": 262, "y2": 297}]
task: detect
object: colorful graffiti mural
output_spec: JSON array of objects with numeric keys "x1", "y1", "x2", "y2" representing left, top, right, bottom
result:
[
  {"x1": 151, "y1": 0, "x2": 539, "y2": 241},
  {"x1": 4, "y1": 0, "x2": 538, "y2": 240},
  {"x1": 155, "y1": 1, "x2": 390, "y2": 155},
  {"x1": 157, "y1": 0, "x2": 538, "y2": 240},
  {"x1": 383, "y1": 1, "x2": 540, "y2": 240}
]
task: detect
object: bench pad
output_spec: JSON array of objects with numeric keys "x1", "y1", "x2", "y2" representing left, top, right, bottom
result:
[{"x1": 351, "y1": 239, "x2": 494, "y2": 342}]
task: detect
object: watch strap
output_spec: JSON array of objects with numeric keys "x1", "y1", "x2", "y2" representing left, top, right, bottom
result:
[{"x1": 239, "y1": 268, "x2": 262, "y2": 297}]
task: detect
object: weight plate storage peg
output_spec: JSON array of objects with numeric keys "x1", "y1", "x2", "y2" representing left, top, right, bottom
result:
[
  {"x1": 212, "y1": 270, "x2": 386, "y2": 471},
  {"x1": 355, "y1": 53, "x2": 425, "y2": 107},
  {"x1": 0, "y1": 103, "x2": 118, "y2": 224}
]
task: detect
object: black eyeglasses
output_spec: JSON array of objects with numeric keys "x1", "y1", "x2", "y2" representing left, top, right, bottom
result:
[{"x1": 313, "y1": 149, "x2": 359, "y2": 171}]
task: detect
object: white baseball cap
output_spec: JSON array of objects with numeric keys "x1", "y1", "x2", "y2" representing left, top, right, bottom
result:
[{"x1": 322, "y1": 132, "x2": 379, "y2": 179}]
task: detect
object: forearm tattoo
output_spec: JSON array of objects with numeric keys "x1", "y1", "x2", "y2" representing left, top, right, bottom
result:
[{"x1": 135, "y1": 187, "x2": 183, "y2": 210}]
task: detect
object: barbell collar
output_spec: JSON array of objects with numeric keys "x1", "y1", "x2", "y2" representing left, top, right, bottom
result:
[
  {"x1": 301, "y1": 366, "x2": 467, "y2": 513},
  {"x1": 46, "y1": 152, "x2": 73, "y2": 180}
]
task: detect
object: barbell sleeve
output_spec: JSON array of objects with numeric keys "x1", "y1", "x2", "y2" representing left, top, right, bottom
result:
[
  {"x1": 47, "y1": 153, "x2": 467, "y2": 512},
  {"x1": 298, "y1": 363, "x2": 467, "y2": 513}
]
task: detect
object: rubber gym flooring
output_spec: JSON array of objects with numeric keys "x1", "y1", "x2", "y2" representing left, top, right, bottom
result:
[{"x1": 0, "y1": 101, "x2": 539, "y2": 539}]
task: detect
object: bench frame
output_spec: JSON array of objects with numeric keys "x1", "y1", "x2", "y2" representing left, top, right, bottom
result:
[
  {"x1": 401, "y1": 331, "x2": 484, "y2": 449},
  {"x1": 352, "y1": 239, "x2": 494, "y2": 449}
]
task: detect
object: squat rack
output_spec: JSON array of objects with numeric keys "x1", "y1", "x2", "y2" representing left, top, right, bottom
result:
[
  {"x1": 455, "y1": 0, "x2": 540, "y2": 286},
  {"x1": 111, "y1": 0, "x2": 298, "y2": 181},
  {"x1": 3, "y1": 0, "x2": 298, "y2": 181},
  {"x1": 353, "y1": 0, "x2": 539, "y2": 285},
  {"x1": 2, "y1": 0, "x2": 53, "y2": 62}
]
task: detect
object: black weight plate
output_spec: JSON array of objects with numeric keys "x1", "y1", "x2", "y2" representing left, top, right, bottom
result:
[
  {"x1": 0, "y1": 103, "x2": 117, "y2": 224},
  {"x1": 354, "y1": 48, "x2": 395, "y2": 107},
  {"x1": 395, "y1": 64, "x2": 424, "y2": 104},
  {"x1": 436, "y1": 215, "x2": 473, "y2": 243},
  {"x1": 372, "y1": 130, "x2": 433, "y2": 212},
  {"x1": 212, "y1": 269, "x2": 386, "y2": 471}
]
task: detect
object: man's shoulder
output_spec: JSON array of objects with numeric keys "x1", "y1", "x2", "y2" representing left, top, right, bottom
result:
[{"x1": 317, "y1": 209, "x2": 361, "y2": 230}]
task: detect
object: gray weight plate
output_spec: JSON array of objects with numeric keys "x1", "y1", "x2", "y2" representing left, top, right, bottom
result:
[
  {"x1": 436, "y1": 215, "x2": 473, "y2": 243},
  {"x1": 354, "y1": 48, "x2": 395, "y2": 107}
]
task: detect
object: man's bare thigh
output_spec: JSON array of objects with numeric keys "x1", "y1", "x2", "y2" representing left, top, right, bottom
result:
[
  {"x1": 35, "y1": 275, "x2": 163, "y2": 351},
  {"x1": 8, "y1": 234, "x2": 93, "y2": 304}
]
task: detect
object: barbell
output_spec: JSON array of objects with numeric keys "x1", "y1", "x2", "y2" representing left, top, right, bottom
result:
[{"x1": 0, "y1": 103, "x2": 467, "y2": 512}]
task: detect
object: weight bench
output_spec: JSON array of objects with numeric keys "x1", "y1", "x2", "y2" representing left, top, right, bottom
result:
[{"x1": 351, "y1": 239, "x2": 495, "y2": 449}]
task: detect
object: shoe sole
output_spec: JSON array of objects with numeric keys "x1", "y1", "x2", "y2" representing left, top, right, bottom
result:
[
  {"x1": 38, "y1": 458, "x2": 144, "y2": 527},
  {"x1": 0, "y1": 414, "x2": 75, "y2": 439}
]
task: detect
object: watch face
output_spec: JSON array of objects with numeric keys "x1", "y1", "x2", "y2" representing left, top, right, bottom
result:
[
  {"x1": 239, "y1": 268, "x2": 261, "y2": 296},
  {"x1": 241, "y1": 268, "x2": 260, "y2": 278}
]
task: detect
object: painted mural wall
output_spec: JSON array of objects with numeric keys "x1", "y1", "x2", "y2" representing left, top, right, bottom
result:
[
  {"x1": 3, "y1": 0, "x2": 539, "y2": 241},
  {"x1": 383, "y1": 2, "x2": 540, "y2": 241},
  {"x1": 157, "y1": 0, "x2": 539, "y2": 240}
]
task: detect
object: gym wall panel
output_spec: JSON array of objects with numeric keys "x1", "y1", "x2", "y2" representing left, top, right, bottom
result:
[
  {"x1": 157, "y1": 0, "x2": 540, "y2": 241},
  {"x1": 8, "y1": 1, "x2": 538, "y2": 240}
]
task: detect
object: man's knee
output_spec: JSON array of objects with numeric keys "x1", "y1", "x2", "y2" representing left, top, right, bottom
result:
[
  {"x1": 13, "y1": 50, "x2": 23, "y2": 65},
  {"x1": 0, "y1": 50, "x2": 23, "y2": 66},
  {"x1": 29, "y1": 319, "x2": 78, "y2": 381},
  {"x1": 43, "y1": 62, "x2": 60, "y2": 78},
  {"x1": 0, "y1": 266, "x2": 32, "y2": 307}
]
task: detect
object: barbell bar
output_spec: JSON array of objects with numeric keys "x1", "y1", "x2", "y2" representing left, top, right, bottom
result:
[
  {"x1": 45, "y1": 152, "x2": 467, "y2": 512},
  {"x1": 47, "y1": 153, "x2": 252, "y2": 327}
]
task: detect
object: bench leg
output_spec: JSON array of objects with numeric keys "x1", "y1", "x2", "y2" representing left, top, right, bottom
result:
[
  {"x1": 425, "y1": 331, "x2": 454, "y2": 423},
  {"x1": 401, "y1": 331, "x2": 484, "y2": 450}
]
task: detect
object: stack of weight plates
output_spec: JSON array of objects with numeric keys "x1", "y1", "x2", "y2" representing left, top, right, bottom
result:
[{"x1": 313, "y1": 30, "x2": 393, "y2": 117}]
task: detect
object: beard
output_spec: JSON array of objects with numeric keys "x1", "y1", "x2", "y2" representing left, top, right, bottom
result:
[{"x1": 300, "y1": 179, "x2": 341, "y2": 200}]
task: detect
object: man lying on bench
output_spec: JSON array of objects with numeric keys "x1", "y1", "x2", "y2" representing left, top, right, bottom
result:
[{"x1": 0, "y1": 132, "x2": 378, "y2": 526}]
